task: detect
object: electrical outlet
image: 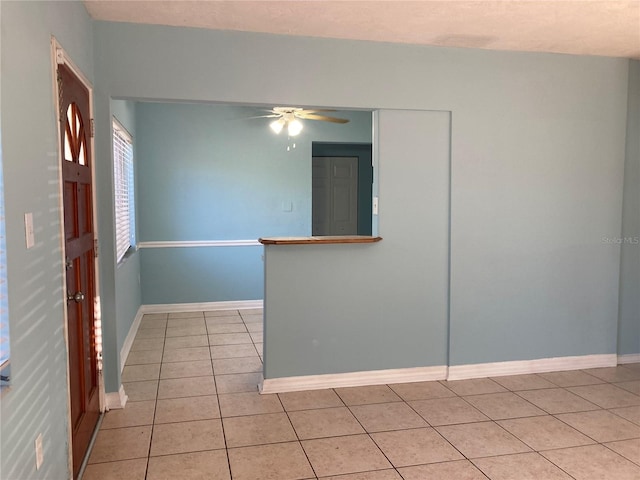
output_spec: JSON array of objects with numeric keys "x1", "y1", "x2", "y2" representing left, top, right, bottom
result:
[{"x1": 35, "y1": 433, "x2": 43, "y2": 470}]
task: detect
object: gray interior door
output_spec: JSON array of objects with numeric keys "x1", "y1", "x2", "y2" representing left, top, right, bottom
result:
[{"x1": 312, "y1": 156, "x2": 358, "y2": 235}]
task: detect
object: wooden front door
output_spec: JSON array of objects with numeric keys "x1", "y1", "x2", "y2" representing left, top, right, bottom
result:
[{"x1": 58, "y1": 63, "x2": 99, "y2": 478}]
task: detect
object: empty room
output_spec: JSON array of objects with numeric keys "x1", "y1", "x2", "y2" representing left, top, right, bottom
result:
[{"x1": 1, "y1": 1, "x2": 639, "y2": 479}]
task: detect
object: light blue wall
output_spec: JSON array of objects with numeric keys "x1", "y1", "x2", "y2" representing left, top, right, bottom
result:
[
  {"x1": 0, "y1": 2, "x2": 93, "y2": 479},
  {"x1": 135, "y1": 102, "x2": 371, "y2": 304},
  {"x1": 141, "y1": 247, "x2": 264, "y2": 303},
  {"x1": 265, "y1": 110, "x2": 450, "y2": 376},
  {"x1": 92, "y1": 21, "x2": 628, "y2": 375},
  {"x1": 92, "y1": 49, "x2": 128, "y2": 393},
  {"x1": 447, "y1": 67, "x2": 627, "y2": 365},
  {"x1": 618, "y1": 60, "x2": 640, "y2": 356},
  {"x1": 111, "y1": 99, "x2": 142, "y2": 358},
  {"x1": 0, "y1": 6, "x2": 632, "y2": 478}
]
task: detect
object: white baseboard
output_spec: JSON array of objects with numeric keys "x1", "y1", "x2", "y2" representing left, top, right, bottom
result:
[
  {"x1": 259, "y1": 365, "x2": 448, "y2": 394},
  {"x1": 120, "y1": 308, "x2": 144, "y2": 373},
  {"x1": 105, "y1": 385, "x2": 128, "y2": 410},
  {"x1": 260, "y1": 354, "x2": 620, "y2": 394},
  {"x1": 140, "y1": 300, "x2": 263, "y2": 314},
  {"x1": 447, "y1": 354, "x2": 618, "y2": 381},
  {"x1": 618, "y1": 353, "x2": 640, "y2": 364}
]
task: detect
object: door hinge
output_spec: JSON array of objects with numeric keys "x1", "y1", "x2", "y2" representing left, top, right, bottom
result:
[
  {"x1": 55, "y1": 48, "x2": 65, "y2": 65},
  {"x1": 94, "y1": 239, "x2": 99, "y2": 258},
  {"x1": 90, "y1": 118, "x2": 95, "y2": 138}
]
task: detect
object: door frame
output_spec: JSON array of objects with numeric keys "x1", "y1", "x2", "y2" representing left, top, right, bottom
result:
[{"x1": 50, "y1": 37, "x2": 105, "y2": 477}]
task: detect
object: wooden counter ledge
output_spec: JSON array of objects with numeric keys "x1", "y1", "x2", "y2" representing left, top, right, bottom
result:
[{"x1": 259, "y1": 236, "x2": 383, "y2": 245}]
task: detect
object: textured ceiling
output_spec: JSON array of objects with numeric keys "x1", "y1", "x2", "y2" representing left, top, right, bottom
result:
[{"x1": 84, "y1": 0, "x2": 640, "y2": 59}]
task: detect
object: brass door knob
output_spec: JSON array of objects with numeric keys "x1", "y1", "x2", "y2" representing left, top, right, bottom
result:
[{"x1": 67, "y1": 291, "x2": 85, "y2": 303}]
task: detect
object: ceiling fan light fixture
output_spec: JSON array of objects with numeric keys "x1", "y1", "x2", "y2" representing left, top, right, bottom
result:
[
  {"x1": 287, "y1": 118, "x2": 303, "y2": 136},
  {"x1": 270, "y1": 117, "x2": 285, "y2": 134}
]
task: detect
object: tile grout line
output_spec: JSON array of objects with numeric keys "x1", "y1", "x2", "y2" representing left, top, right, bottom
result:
[
  {"x1": 600, "y1": 441, "x2": 640, "y2": 468},
  {"x1": 144, "y1": 312, "x2": 167, "y2": 480},
  {"x1": 393, "y1": 384, "x2": 476, "y2": 470},
  {"x1": 336, "y1": 386, "x2": 404, "y2": 477},
  {"x1": 456, "y1": 376, "x2": 603, "y2": 478},
  {"x1": 207, "y1": 309, "x2": 233, "y2": 479},
  {"x1": 277, "y1": 390, "x2": 320, "y2": 479}
]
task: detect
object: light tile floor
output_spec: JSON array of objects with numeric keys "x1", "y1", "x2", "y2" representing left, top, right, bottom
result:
[{"x1": 83, "y1": 309, "x2": 640, "y2": 480}]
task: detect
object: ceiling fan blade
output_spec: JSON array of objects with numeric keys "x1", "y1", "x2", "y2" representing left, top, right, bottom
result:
[
  {"x1": 298, "y1": 113, "x2": 350, "y2": 123},
  {"x1": 298, "y1": 109, "x2": 337, "y2": 114},
  {"x1": 244, "y1": 114, "x2": 281, "y2": 119}
]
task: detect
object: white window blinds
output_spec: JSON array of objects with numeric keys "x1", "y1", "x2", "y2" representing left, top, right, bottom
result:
[{"x1": 113, "y1": 121, "x2": 135, "y2": 263}]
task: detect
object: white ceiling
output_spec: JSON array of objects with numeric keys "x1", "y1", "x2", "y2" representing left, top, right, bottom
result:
[{"x1": 84, "y1": 0, "x2": 640, "y2": 59}]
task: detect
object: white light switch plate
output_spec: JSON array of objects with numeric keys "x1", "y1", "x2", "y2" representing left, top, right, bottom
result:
[
  {"x1": 372, "y1": 197, "x2": 379, "y2": 215},
  {"x1": 25, "y1": 213, "x2": 35, "y2": 249},
  {"x1": 35, "y1": 433, "x2": 43, "y2": 470}
]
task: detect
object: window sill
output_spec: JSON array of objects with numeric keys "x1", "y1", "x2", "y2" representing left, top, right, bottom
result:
[{"x1": 117, "y1": 244, "x2": 138, "y2": 267}]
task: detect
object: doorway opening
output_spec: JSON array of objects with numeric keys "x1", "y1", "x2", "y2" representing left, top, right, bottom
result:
[{"x1": 312, "y1": 142, "x2": 373, "y2": 236}]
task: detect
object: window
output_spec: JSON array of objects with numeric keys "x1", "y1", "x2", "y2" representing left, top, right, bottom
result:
[
  {"x1": 113, "y1": 120, "x2": 135, "y2": 263},
  {"x1": 0, "y1": 135, "x2": 9, "y2": 387}
]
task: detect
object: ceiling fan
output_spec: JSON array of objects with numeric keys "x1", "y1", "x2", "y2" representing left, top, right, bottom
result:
[{"x1": 255, "y1": 107, "x2": 350, "y2": 136}]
